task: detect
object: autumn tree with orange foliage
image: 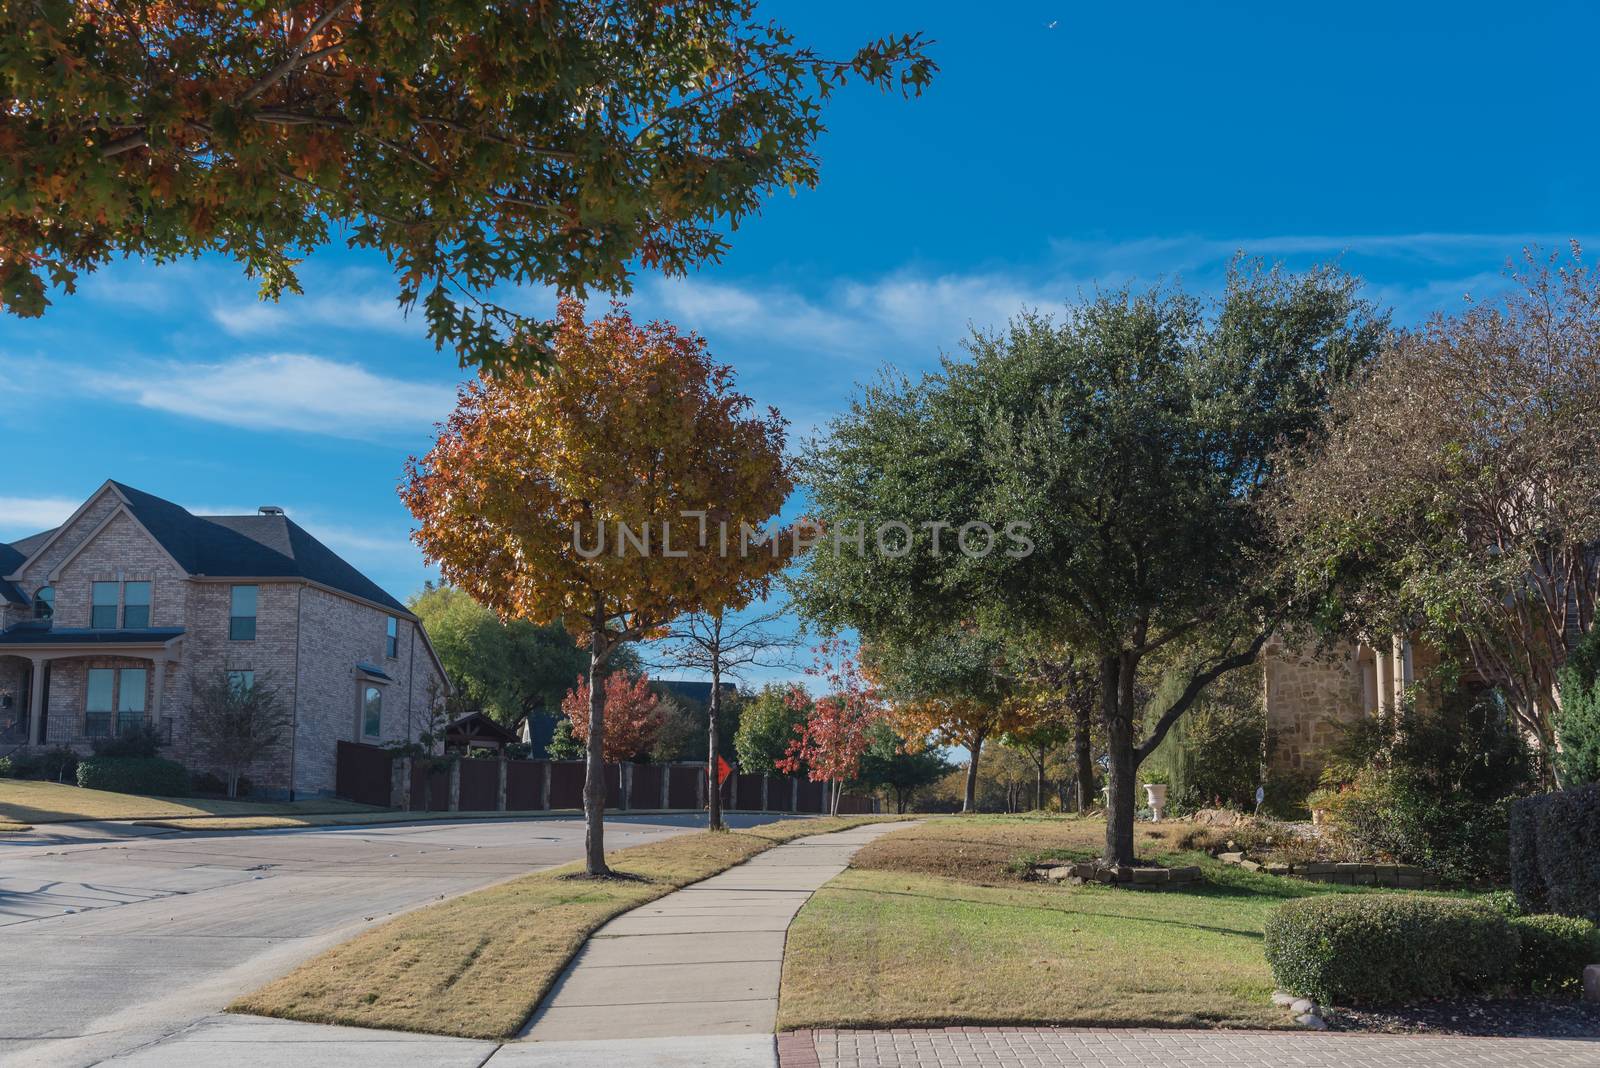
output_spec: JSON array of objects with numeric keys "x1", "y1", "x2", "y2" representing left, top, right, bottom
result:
[
  {"x1": 867, "y1": 626, "x2": 1027, "y2": 813},
  {"x1": 1, "y1": 1, "x2": 932, "y2": 373},
  {"x1": 561, "y1": 673, "x2": 663, "y2": 764},
  {"x1": 402, "y1": 299, "x2": 795, "y2": 875}
]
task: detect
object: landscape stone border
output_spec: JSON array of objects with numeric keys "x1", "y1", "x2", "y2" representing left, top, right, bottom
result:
[
  {"x1": 1214, "y1": 852, "x2": 1435, "y2": 888},
  {"x1": 1035, "y1": 861, "x2": 1203, "y2": 888}
]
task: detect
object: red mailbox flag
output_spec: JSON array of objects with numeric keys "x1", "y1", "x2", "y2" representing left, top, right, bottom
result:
[{"x1": 716, "y1": 755, "x2": 733, "y2": 785}]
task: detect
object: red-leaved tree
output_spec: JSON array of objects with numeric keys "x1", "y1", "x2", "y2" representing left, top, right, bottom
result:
[
  {"x1": 562, "y1": 673, "x2": 663, "y2": 764},
  {"x1": 777, "y1": 640, "x2": 881, "y2": 814}
]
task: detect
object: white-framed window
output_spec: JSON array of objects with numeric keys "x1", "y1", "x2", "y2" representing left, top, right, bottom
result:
[
  {"x1": 117, "y1": 668, "x2": 146, "y2": 734},
  {"x1": 385, "y1": 616, "x2": 399, "y2": 659},
  {"x1": 91, "y1": 582, "x2": 118, "y2": 629},
  {"x1": 123, "y1": 581, "x2": 151, "y2": 629},
  {"x1": 229, "y1": 585, "x2": 258, "y2": 641}
]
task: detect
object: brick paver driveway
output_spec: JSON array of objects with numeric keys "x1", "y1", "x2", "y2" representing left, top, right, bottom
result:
[{"x1": 782, "y1": 1028, "x2": 1600, "y2": 1068}]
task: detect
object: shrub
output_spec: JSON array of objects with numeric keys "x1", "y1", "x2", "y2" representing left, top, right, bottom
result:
[
  {"x1": 1510, "y1": 914, "x2": 1600, "y2": 995},
  {"x1": 1264, "y1": 894, "x2": 1517, "y2": 1005},
  {"x1": 35, "y1": 746, "x2": 80, "y2": 783},
  {"x1": 0, "y1": 752, "x2": 42, "y2": 779},
  {"x1": 1510, "y1": 784, "x2": 1600, "y2": 921},
  {"x1": 91, "y1": 723, "x2": 164, "y2": 758},
  {"x1": 1555, "y1": 627, "x2": 1600, "y2": 786},
  {"x1": 76, "y1": 756, "x2": 190, "y2": 797}
]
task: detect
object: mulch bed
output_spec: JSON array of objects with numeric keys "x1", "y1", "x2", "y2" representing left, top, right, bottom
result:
[{"x1": 1327, "y1": 996, "x2": 1600, "y2": 1038}]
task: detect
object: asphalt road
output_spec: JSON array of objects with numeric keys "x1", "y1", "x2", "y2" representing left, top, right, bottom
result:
[{"x1": 0, "y1": 812, "x2": 787, "y2": 1068}]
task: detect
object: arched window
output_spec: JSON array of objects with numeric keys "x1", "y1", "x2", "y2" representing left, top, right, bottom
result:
[{"x1": 33, "y1": 586, "x2": 54, "y2": 621}]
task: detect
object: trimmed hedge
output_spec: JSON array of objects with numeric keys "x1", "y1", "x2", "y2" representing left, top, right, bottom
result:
[
  {"x1": 76, "y1": 756, "x2": 191, "y2": 798},
  {"x1": 1510, "y1": 913, "x2": 1600, "y2": 995},
  {"x1": 1510, "y1": 785, "x2": 1600, "y2": 921},
  {"x1": 1264, "y1": 895, "x2": 1517, "y2": 1004}
]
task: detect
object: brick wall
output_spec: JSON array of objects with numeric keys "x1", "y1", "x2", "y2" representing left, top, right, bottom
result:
[{"x1": 290, "y1": 585, "x2": 442, "y2": 797}]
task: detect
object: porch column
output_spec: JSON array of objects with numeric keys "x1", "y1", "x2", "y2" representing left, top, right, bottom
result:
[
  {"x1": 150, "y1": 657, "x2": 166, "y2": 725},
  {"x1": 26, "y1": 656, "x2": 45, "y2": 746},
  {"x1": 1374, "y1": 643, "x2": 1394, "y2": 718}
]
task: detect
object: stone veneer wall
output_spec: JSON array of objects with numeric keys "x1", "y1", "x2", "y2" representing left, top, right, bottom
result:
[{"x1": 1261, "y1": 638, "x2": 1367, "y2": 783}]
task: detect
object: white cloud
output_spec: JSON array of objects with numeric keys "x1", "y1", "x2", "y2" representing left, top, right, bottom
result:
[
  {"x1": 0, "y1": 496, "x2": 79, "y2": 537},
  {"x1": 210, "y1": 293, "x2": 415, "y2": 337},
  {"x1": 101, "y1": 353, "x2": 455, "y2": 440}
]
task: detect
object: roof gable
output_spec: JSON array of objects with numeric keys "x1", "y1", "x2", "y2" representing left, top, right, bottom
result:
[{"x1": 7, "y1": 481, "x2": 408, "y2": 616}]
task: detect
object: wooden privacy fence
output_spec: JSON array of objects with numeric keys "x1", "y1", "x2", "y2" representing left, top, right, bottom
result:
[{"x1": 334, "y1": 741, "x2": 880, "y2": 815}]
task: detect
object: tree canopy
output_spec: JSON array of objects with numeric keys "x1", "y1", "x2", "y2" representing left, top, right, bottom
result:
[
  {"x1": 793, "y1": 262, "x2": 1384, "y2": 862},
  {"x1": 408, "y1": 584, "x2": 587, "y2": 727},
  {"x1": 1, "y1": 1, "x2": 933, "y2": 373},
  {"x1": 402, "y1": 297, "x2": 794, "y2": 874},
  {"x1": 735, "y1": 683, "x2": 811, "y2": 775}
]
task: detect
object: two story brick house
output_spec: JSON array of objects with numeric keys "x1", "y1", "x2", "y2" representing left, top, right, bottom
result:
[{"x1": 0, "y1": 481, "x2": 445, "y2": 798}]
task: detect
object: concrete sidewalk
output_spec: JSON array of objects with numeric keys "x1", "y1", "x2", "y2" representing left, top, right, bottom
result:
[
  {"x1": 518, "y1": 820, "x2": 913, "y2": 1049},
  {"x1": 65, "y1": 819, "x2": 911, "y2": 1068}
]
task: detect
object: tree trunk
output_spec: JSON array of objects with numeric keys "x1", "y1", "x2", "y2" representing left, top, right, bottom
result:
[
  {"x1": 1074, "y1": 701, "x2": 1094, "y2": 814},
  {"x1": 1034, "y1": 752, "x2": 1047, "y2": 812},
  {"x1": 830, "y1": 779, "x2": 841, "y2": 815},
  {"x1": 1102, "y1": 653, "x2": 1136, "y2": 866},
  {"x1": 707, "y1": 661, "x2": 724, "y2": 831},
  {"x1": 583, "y1": 600, "x2": 610, "y2": 876},
  {"x1": 963, "y1": 731, "x2": 986, "y2": 813}
]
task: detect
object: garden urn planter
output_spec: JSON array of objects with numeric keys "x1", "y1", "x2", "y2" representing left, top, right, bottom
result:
[{"x1": 1144, "y1": 783, "x2": 1168, "y2": 821}]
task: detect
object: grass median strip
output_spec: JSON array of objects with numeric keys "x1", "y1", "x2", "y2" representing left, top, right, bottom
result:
[{"x1": 232, "y1": 814, "x2": 910, "y2": 1039}]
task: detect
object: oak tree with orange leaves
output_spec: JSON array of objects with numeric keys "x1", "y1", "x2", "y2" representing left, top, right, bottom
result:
[
  {"x1": 402, "y1": 299, "x2": 794, "y2": 874},
  {"x1": 866, "y1": 625, "x2": 1027, "y2": 813},
  {"x1": 0, "y1": 1, "x2": 933, "y2": 373},
  {"x1": 561, "y1": 672, "x2": 663, "y2": 764}
]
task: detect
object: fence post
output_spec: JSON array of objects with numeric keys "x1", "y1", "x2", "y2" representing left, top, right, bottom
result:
[
  {"x1": 448, "y1": 760, "x2": 461, "y2": 812},
  {"x1": 761, "y1": 775, "x2": 769, "y2": 812},
  {"x1": 620, "y1": 762, "x2": 632, "y2": 811},
  {"x1": 697, "y1": 763, "x2": 706, "y2": 810},
  {"x1": 497, "y1": 753, "x2": 508, "y2": 812},
  {"x1": 540, "y1": 760, "x2": 551, "y2": 810},
  {"x1": 391, "y1": 755, "x2": 411, "y2": 810},
  {"x1": 729, "y1": 768, "x2": 738, "y2": 812},
  {"x1": 661, "y1": 764, "x2": 672, "y2": 809},
  {"x1": 791, "y1": 776, "x2": 799, "y2": 813}
]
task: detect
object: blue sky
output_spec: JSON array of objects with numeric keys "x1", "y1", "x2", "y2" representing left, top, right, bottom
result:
[{"x1": 2, "y1": 1, "x2": 1595, "y2": 686}]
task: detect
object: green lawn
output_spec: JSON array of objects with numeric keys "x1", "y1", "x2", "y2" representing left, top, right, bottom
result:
[
  {"x1": 778, "y1": 814, "x2": 1479, "y2": 1031},
  {"x1": 0, "y1": 779, "x2": 380, "y2": 825}
]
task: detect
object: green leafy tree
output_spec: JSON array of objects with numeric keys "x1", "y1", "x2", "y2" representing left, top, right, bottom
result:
[
  {"x1": 734, "y1": 683, "x2": 811, "y2": 775},
  {"x1": 546, "y1": 719, "x2": 585, "y2": 761},
  {"x1": 409, "y1": 585, "x2": 587, "y2": 728},
  {"x1": 856, "y1": 720, "x2": 951, "y2": 813},
  {"x1": 794, "y1": 263, "x2": 1383, "y2": 864},
  {"x1": 2, "y1": 1, "x2": 933, "y2": 373},
  {"x1": 1556, "y1": 629, "x2": 1600, "y2": 786}
]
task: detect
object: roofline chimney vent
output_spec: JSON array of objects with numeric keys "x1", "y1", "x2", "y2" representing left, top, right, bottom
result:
[{"x1": 257, "y1": 505, "x2": 285, "y2": 516}]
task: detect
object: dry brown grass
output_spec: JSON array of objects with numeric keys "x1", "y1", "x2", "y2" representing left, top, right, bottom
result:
[
  {"x1": 0, "y1": 779, "x2": 377, "y2": 824},
  {"x1": 233, "y1": 814, "x2": 903, "y2": 1038},
  {"x1": 848, "y1": 813, "x2": 1177, "y2": 885}
]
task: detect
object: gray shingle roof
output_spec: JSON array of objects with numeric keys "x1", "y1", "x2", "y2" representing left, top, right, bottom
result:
[
  {"x1": 0, "y1": 624, "x2": 185, "y2": 647},
  {"x1": 0, "y1": 482, "x2": 409, "y2": 616}
]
